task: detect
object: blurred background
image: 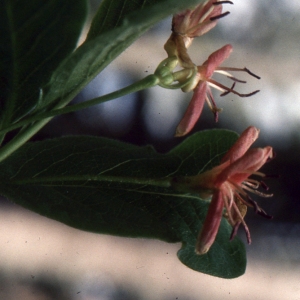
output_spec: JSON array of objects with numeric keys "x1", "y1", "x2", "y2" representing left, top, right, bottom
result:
[{"x1": 1, "y1": 0, "x2": 300, "y2": 299}]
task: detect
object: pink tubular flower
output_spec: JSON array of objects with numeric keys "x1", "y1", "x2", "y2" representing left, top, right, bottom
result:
[
  {"x1": 178, "y1": 126, "x2": 273, "y2": 254},
  {"x1": 175, "y1": 45, "x2": 260, "y2": 137},
  {"x1": 172, "y1": 0, "x2": 230, "y2": 38},
  {"x1": 164, "y1": 0, "x2": 232, "y2": 67}
]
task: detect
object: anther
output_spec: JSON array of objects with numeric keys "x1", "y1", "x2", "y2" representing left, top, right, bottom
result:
[
  {"x1": 210, "y1": 11, "x2": 230, "y2": 21},
  {"x1": 243, "y1": 90, "x2": 260, "y2": 97},
  {"x1": 257, "y1": 210, "x2": 273, "y2": 219},
  {"x1": 247, "y1": 197, "x2": 260, "y2": 212},
  {"x1": 213, "y1": 1, "x2": 234, "y2": 5},
  {"x1": 220, "y1": 82, "x2": 235, "y2": 96},
  {"x1": 260, "y1": 181, "x2": 269, "y2": 190},
  {"x1": 247, "y1": 197, "x2": 273, "y2": 219},
  {"x1": 227, "y1": 76, "x2": 247, "y2": 84},
  {"x1": 244, "y1": 67, "x2": 261, "y2": 79}
]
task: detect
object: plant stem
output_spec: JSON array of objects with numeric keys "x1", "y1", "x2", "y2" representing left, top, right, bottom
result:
[
  {"x1": 0, "y1": 74, "x2": 160, "y2": 135},
  {"x1": 0, "y1": 74, "x2": 160, "y2": 162},
  {"x1": 0, "y1": 118, "x2": 52, "y2": 163}
]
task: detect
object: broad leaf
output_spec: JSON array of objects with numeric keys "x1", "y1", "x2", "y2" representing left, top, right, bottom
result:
[
  {"x1": 86, "y1": 0, "x2": 203, "y2": 40},
  {"x1": 42, "y1": 0, "x2": 204, "y2": 109},
  {"x1": 0, "y1": 129, "x2": 246, "y2": 278},
  {"x1": 0, "y1": 0, "x2": 87, "y2": 125}
]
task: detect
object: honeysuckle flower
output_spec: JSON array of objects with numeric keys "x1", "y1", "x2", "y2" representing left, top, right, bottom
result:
[
  {"x1": 173, "y1": 126, "x2": 273, "y2": 254},
  {"x1": 172, "y1": 0, "x2": 227, "y2": 38},
  {"x1": 175, "y1": 44, "x2": 260, "y2": 137},
  {"x1": 164, "y1": 0, "x2": 232, "y2": 67}
]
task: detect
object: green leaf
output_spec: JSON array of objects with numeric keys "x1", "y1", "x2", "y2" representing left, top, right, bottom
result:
[
  {"x1": 0, "y1": 0, "x2": 87, "y2": 125},
  {"x1": 86, "y1": 0, "x2": 203, "y2": 40},
  {"x1": 42, "y1": 0, "x2": 204, "y2": 109},
  {"x1": 0, "y1": 129, "x2": 246, "y2": 278},
  {"x1": 87, "y1": 0, "x2": 151, "y2": 39}
]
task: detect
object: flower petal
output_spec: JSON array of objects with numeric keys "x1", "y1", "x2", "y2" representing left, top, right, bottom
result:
[
  {"x1": 175, "y1": 82, "x2": 207, "y2": 136},
  {"x1": 173, "y1": 0, "x2": 223, "y2": 38},
  {"x1": 189, "y1": 0, "x2": 223, "y2": 37},
  {"x1": 204, "y1": 44, "x2": 233, "y2": 78},
  {"x1": 216, "y1": 147, "x2": 273, "y2": 186},
  {"x1": 196, "y1": 190, "x2": 224, "y2": 255},
  {"x1": 221, "y1": 126, "x2": 260, "y2": 163}
]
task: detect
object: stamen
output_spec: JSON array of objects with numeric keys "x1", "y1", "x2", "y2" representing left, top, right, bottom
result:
[
  {"x1": 235, "y1": 192, "x2": 273, "y2": 223},
  {"x1": 246, "y1": 196, "x2": 260, "y2": 212},
  {"x1": 217, "y1": 67, "x2": 261, "y2": 80},
  {"x1": 207, "y1": 89, "x2": 222, "y2": 122},
  {"x1": 245, "y1": 67, "x2": 261, "y2": 79},
  {"x1": 223, "y1": 194, "x2": 235, "y2": 225},
  {"x1": 243, "y1": 223, "x2": 252, "y2": 244},
  {"x1": 242, "y1": 184, "x2": 273, "y2": 197},
  {"x1": 229, "y1": 200, "x2": 252, "y2": 244},
  {"x1": 244, "y1": 90, "x2": 260, "y2": 97},
  {"x1": 232, "y1": 182, "x2": 273, "y2": 217},
  {"x1": 208, "y1": 78, "x2": 260, "y2": 97},
  {"x1": 227, "y1": 76, "x2": 247, "y2": 84},
  {"x1": 210, "y1": 11, "x2": 230, "y2": 21},
  {"x1": 207, "y1": 81, "x2": 226, "y2": 93},
  {"x1": 247, "y1": 197, "x2": 273, "y2": 219},
  {"x1": 205, "y1": 94, "x2": 213, "y2": 111},
  {"x1": 199, "y1": 5, "x2": 215, "y2": 24},
  {"x1": 268, "y1": 150, "x2": 275, "y2": 160},
  {"x1": 230, "y1": 221, "x2": 240, "y2": 240},
  {"x1": 231, "y1": 182, "x2": 249, "y2": 198},
  {"x1": 243, "y1": 179, "x2": 260, "y2": 189},
  {"x1": 257, "y1": 210, "x2": 273, "y2": 219},
  {"x1": 214, "y1": 70, "x2": 232, "y2": 77},
  {"x1": 213, "y1": 1, "x2": 234, "y2": 5},
  {"x1": 251, "y1": 171, "x2": 266, "y2": 177},
  {"x1": 230, "y1": 218, "x2": 252, "y2": 244},
  {"x1": 260, "y1": 180, "x2": 269, "y2": 190},
  {"x1": 220, "y1": 82, "x2": 235, "y2": 96}
]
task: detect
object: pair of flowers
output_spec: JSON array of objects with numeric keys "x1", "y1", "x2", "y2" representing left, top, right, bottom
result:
[
  {"x1": 170, "y1": 126, "x2": 273, "y2": 255},
  {"x1": 182, "y1": 126, "x2": 273, "y2": 254},
  {"x1": 165, "y1": 1, "x2": 274, "y2": 254},
  {"x1": 163, "y1": 0, "x2": 260, "y2": 137}
]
